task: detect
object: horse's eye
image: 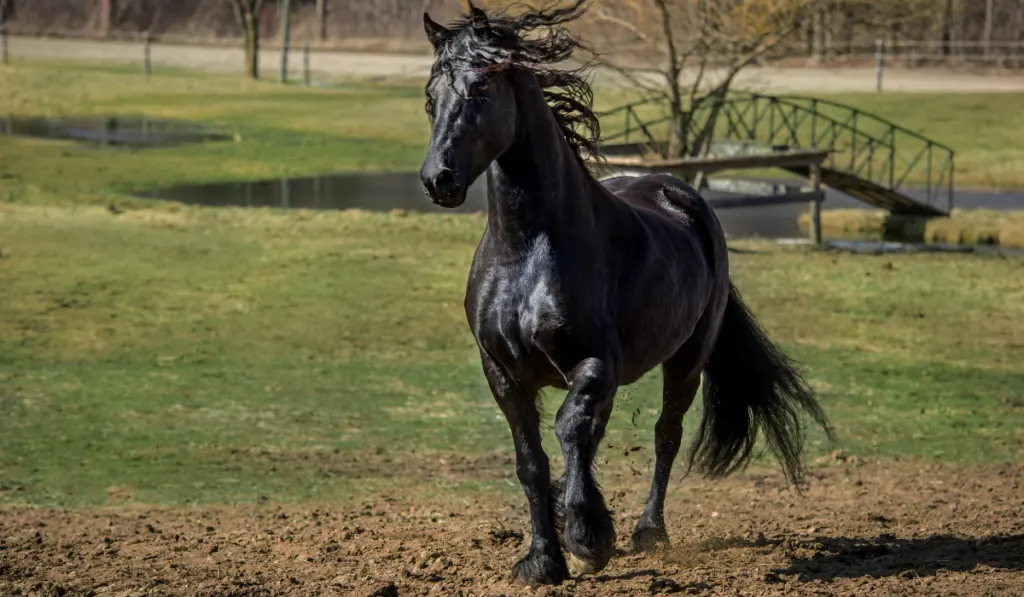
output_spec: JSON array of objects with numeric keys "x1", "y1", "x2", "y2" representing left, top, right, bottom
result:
[{"x1": 471, "y1": 80, "x2": 489, "y2": 95}]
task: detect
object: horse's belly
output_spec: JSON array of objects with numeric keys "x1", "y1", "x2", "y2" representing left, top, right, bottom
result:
[
  {"x1": 616, "y1": 267, "x2": 712, "y2": 383},
  {"x1": 618, "y1": 319, "x2": 696, "y2": 384}
]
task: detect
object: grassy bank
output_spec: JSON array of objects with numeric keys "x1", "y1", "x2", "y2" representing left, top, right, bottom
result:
[
  {"x1": 1, "y1": 64, "x2": 1022, "y2": 508},
  {"x1": 1, "y1": 204, "x2": 1022, "y2": 507},
  {"x1": 799, "y1": 209, "x2": 1024, "y2": 248}
]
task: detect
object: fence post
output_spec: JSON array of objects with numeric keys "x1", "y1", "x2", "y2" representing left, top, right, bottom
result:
[
  {"x1": 875, "y1": 39, "x2": 884, "y2": 93},
  {"x1": 143, "y1": 32, "x2": 152, "y2": 76},
  {"x1": 1, "y1": 23, "x2": 8, "y2": 65},
  {"x1": 809, "y1": 162, "x2": 823, "y2": 246},
  {"x1": 303, "y1": 45, "x2": 311, "y2": 87},
  {"x1": 279, "y1": 0, "x2": 293, "y2": 83}
]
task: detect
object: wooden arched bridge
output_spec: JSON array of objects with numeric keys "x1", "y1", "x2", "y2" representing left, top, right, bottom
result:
[{"x1": 594, "y1": 93, "x2": 955, "y2": 216}]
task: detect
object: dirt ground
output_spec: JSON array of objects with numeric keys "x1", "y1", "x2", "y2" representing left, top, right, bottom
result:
[{"x1": 1, "y1": 456, "x2": 1022, "y2": 597}]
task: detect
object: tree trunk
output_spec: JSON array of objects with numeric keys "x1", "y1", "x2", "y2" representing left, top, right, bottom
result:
[
  {"x1": 983, "y1": 0, "x2": 994, "y2": 60},
  {"x1": 805, "y1": 12, "x2": 814, "y2": 57},
  {"x1": 666, "y1": 74, "x2": 686, "y2": 158},
  {"x1": 316, "y1": 0, "x2": 326, "y2": 41},
  {"x1": 244, "y1": 10, "x2": 259, "y2": 79},
  {"x1": 1017, "y1": 0, "x2": 1024, "y2": 69},
  {"x1": 279, "y1": 0, "x2": 291, "y2": 82},
  {"x1": 99, "y1": 0, "x2": 112, "y2": 36},
  {"x1": 823, "y1": 1, "x2": 833, "y2": 61},
  {"x1": 843, "y1": 9, "x2": 854, "y2": 56},
  {"x1": 941, "y1": 0, "x2": 953, "y2": 56},
  {"x1": 889, "y1": 22, "x2": 899, "y2": 63},
  {"x1": 811, "y1": 4, "x2": 823, "y2": 62}
]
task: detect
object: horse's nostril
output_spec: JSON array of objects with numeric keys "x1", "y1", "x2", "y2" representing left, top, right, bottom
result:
[{"x1": 433, "y1": 169, "x2": 455, "y2": 192}]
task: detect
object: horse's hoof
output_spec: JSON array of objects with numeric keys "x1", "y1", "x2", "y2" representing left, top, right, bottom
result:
[
  {"x1": 566, "y1": 552, "x2": 603, "y2": 575},
  {"x1": 510, "y1": 550, "x2": 569, "y2": 586},
  {"x1": 630, "y1": 524, "x2": 669, "y2": 552},
  {"x1": 561, "y1": 505, "x2": 616, "y2": 575}
]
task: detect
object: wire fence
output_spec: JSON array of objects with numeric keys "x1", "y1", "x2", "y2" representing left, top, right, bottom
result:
[
  {"x1": 1, "y1": 24, "x2": 1023, "y2": 94},
  {"x1": 802, "y1": 40, "x2": 1024, "y2": 71},
  {"x1": 0, "y1": 25, "x2": 434, "y2": 86}
]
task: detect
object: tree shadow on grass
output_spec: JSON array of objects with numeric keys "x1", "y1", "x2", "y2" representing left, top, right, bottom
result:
[{"x1": 777, "y1": 533, "x2": 1024, "y2": 581}]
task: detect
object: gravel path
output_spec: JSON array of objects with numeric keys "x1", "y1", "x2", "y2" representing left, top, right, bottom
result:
[{"x1": 10, "y1": 35, "x2": 1024, "y2": 93}]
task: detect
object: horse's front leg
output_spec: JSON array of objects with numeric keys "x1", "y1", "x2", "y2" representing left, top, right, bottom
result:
[
  {"x1": 480, "y1": 352, "x2": 568, "y2": 586},
  {"x1": 554, "y1": 355, "x2": 619, "y2": 575}
]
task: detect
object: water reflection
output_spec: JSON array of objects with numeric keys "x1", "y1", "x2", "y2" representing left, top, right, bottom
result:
[
  {"x1": 1, "y1": 115, "x2": 232, "y2": 148},
  {"x1": 136, "y1": 171, "x2": 1023, "y2": 240}
]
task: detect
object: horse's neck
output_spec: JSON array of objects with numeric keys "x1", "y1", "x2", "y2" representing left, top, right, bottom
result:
[{"x1": 485, "y1": 75, "x2": 598, "y2": 249}]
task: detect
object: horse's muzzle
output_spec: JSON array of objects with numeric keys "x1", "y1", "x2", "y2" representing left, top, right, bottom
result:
[{"x1": 420, "y1": 166, "x2": 466, "y2": 208}]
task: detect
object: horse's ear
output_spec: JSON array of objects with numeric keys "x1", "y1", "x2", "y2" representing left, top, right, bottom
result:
[
  {"x1": 468, "y1": 2, "x2": 490, "y2": 35},
  {"x1": 423, "y1": 12, "x2": 449, "y2": 48}
]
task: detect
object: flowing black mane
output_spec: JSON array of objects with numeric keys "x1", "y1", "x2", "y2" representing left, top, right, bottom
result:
[{"x1": 429, "y1": 0, "x2": 601, "y2": 163}]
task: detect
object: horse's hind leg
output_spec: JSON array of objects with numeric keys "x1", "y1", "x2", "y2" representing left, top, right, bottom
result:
[
  {"x1": 480, "y1": 352, "x2": 568, "y2": 586},
  {"x1": 630, "y1": 362, "x2": 700, "y2": 551},
  {"x1": 631, "y1": 282, "x2": 726, "y2": 551},
  {"x1": 554, "y1": 356, "x2": 618, "y2": 575}
]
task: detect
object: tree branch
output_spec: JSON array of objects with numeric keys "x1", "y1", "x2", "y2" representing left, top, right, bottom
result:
[
  {"x1": 592, "y1": 7, "x2": 659, "y2": 48},
  {"x1": 225, "y1": 0, "x2": 245, "y2": 29},
  {"x1": 589, "y1": 53, "x2": 668, "y2": 98}
]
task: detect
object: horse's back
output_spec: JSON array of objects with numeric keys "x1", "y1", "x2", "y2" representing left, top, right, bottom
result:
[{"x1": 600, "y1": 172, "x2": 726, "y2": 264}]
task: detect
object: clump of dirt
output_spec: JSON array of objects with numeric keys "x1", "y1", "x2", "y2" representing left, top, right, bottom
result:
[{"x1": 1, "y1": 461, "x2": 1022, "y2": 596}]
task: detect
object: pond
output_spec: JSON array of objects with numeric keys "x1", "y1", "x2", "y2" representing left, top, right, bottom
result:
[
  {"x1": 1, "y1": 115, "x2": 233, "y2": 148},
  {"x1": 135, "y1": 171, "x2": 1023, "y2": 241}
]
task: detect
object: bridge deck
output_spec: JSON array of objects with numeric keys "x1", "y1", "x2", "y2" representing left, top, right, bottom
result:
[
  {"x1": 783, "y1": 165, "x2": 947, "y2": 216},
  {"x1": 598, "y1": 149, "x2": 830, "y2": 176}
]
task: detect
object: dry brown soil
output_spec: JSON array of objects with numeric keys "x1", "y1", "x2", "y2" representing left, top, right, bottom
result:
[{"x1": 2, "y1": 456, "x2": 1022, "y2": 597}]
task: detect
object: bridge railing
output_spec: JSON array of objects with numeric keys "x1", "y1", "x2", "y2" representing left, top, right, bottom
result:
[
  {"x1": 597, "y1": 93, "x2": 956, "y2": 214},
  {"x1": 598, "y1": 98, "x2": 671, "y2": 149}
]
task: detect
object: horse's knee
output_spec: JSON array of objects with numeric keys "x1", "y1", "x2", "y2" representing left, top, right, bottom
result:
[{"x1": 554, "y1": 358, "x2": 617, "y2": 445}]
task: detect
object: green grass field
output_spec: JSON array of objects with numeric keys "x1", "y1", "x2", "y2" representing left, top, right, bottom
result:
[
  {"x1": 1, "y1": 64, "x2": 1022, "y2": 508},
  {"x1": 2, "y1": 61, "x2": 1024, "y2": 204}
]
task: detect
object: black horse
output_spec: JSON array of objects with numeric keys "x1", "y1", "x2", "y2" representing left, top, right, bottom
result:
[{"x1": 418, "y1": 1, "x2": 832, "y2": 586}]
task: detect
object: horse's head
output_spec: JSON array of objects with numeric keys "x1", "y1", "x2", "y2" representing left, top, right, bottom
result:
[{"x1": 419, "y1": 5, "x2": 518, "y2": 208}]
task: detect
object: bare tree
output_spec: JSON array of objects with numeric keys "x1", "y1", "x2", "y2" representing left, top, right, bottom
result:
[
  {"x1": 225, "y1": 0, "x2": 264, "y2": 78},
  {"x1": 589, "y1": 0, "x2": 820, "y2": 157}
]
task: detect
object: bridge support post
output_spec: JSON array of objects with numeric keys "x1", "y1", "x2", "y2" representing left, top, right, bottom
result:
[{"x1": 809, "y1": 162, "x2": 823, "y2": 245}]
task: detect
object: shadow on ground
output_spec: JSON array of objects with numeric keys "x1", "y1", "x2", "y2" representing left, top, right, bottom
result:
[{"x1": 778, "y1": 533, "x2": 1024, "y2": 581}]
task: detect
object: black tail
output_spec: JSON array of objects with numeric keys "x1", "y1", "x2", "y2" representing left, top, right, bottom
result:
[{"x1": 687, "y1": 282, "x2": 834, "y2": 485}]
